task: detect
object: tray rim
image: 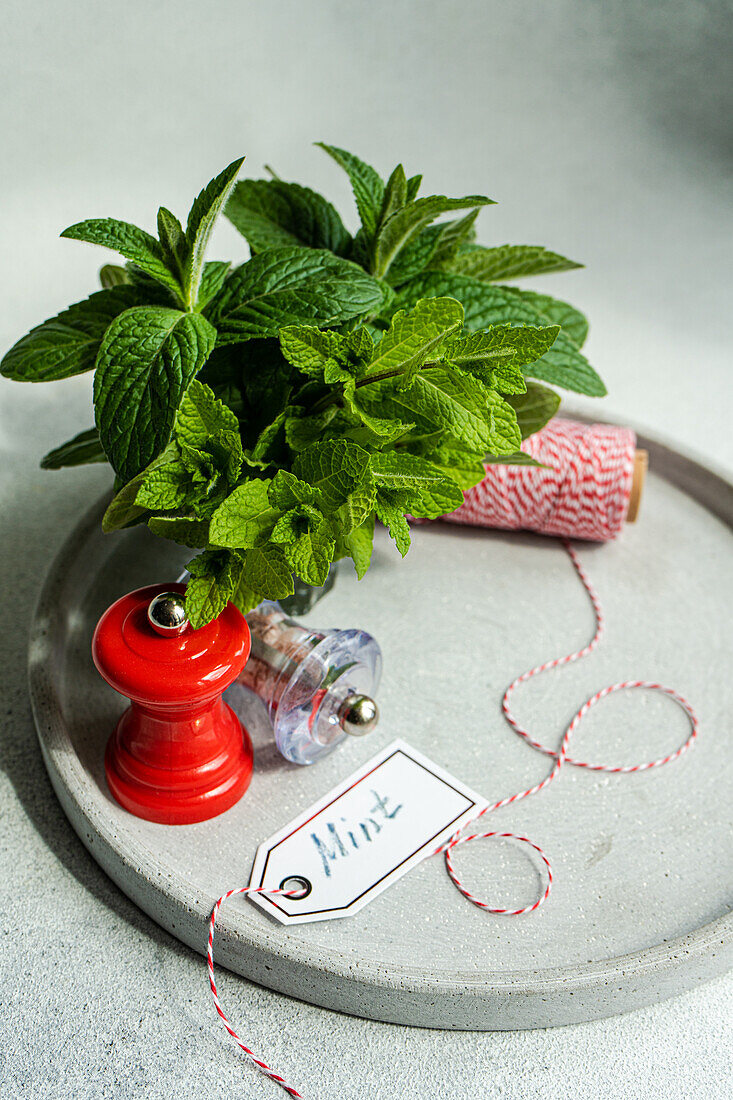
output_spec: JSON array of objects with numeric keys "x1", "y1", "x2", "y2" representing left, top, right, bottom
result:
[{"x1": 28, "y1": 424, "x2": 733, "y2": 1029}]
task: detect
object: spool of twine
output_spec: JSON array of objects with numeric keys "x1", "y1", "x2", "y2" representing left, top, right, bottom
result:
[{"x1": 439, "y1": 418, "x2": 647, "y2": 541}]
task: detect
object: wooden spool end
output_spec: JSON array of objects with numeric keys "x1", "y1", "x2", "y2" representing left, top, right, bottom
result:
[{"x1": 626, "y1": 449, "x2": 648, "y2": 523}]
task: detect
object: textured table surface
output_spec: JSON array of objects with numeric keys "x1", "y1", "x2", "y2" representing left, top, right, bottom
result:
[{"x1": 2, "y1": 2, "x2": 732, "y2": 1097}]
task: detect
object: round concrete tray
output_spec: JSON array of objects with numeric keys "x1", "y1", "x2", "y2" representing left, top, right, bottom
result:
[{"x1": 29, "y1": 431, "x2": 733, "y2": 1029}]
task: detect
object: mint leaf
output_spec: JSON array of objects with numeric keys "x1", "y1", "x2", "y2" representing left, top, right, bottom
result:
[
  {"x1": 414, "y1": 443, "x2": 487, "y2": 491},
  {"x1": 337, "y1": 388, "x2": 415, "y2": 446},
  {"x1": 524, "y1": 334, "x2": 605, "y2": 396},
  {"x1": 365, "y1": 297, "x2": 464, "y2": 387},
  {"x1": 181, "y1": 429, "x2": 243, "y2": 492},
  {"x1": 147, "y1": 516, "x2": 209, "y2": 547},
  {"x1": 247, "y1": 408, "x2": 292, "y2": 468},
  {"x1": 135, "y1": 460, "x2": 191, "y2": 509},
  {"x1": 395, "y1": 274, "x2": 605, "y2": 396},
  {"x1": 270, "y1": 502, "x2": 321, "y2": 546},
  {"x1": 123, "y1": 264, "x2": 181, "y2": 305},
  {"x1": 292, "y1": 439, "x2": 371, "y2": 512},
  {"x1": 185, "y1": 549, "x2": 241, "y2": 628},
  {"x1": 485, "y1": 451, "x2": 544, "y2": 467},
  {"x1": 339, "y1": 514, "x2": 375, "y2": 578},
  {"x1": 271, "y1": 505, "x2": 335, "y2": 586},
  {"x1": 102, "y1": 478, "x2": 149, "y2": 531},
  {"x1": 286, "y1": 406, "x2": 407, "y2": 454},
  {"x1": 448, "y1": 244, "x2": 583, "y2": 282},
  {"x1": 174, "y1": 379, "x2": 239, "y2": 449},
  {"x1": 446, "y1": 324, "x2": 558, "y2": 372},
  {"x1": 205, "y1": 248, "x2": 384, "y2": 344},
  {"x1": 372, "y1": 194, "x2": 495, "y2": 279},
  {"x1": 40, "y1": 427, "x2": 107, "y2": 469},
  {"x1": 374, "y1": 497, "x2": 411, "y2": 557},
  {"x1": 333, "y1": 473, "x2": 377, "y2": 534},
  {"x1": 383, "y1": 229, "x2": 441, "y2": 287},
  {"x1": 358, "y1": 366, "x2": 521, "y2": 455},
  {"x1": 316, "y1": 143, "x2": 385, "y2": 239},
  {"x1": 481, "y1": 388, "x2": 527, "y2": 453},
  {"x1": 156, "y1": 207, "x2": 187, "y2": 280},
  {"x1": 196, "y1": 261, "x2": 231, "y2": 310},
  {"x1": 226, "y1": 179, "x2": 350, "y2": 254},
  {"x1": 279, "y1": 324, "x2": 376, "y2": 389},
  {"x1": 405, "y1": 175, "x2": 422, "y2": 202},
  {"x1": 395, "y1": 272, "x2": 542, "y2": 328},
  {"x1": 429, "y1": 210, "x2": 479, "y2": 268},
  {"x1": 443, "y1": 324, "x2": 559, "y2": 395},
  {"x1": 378, "y1": 164, "x2": 408, "y2": 228},
  {"x1": 230, "y1": 572, "x2": 262, "y2": 616},
  {"x1": 279, "y1": 326, "x2": 349, "y2": 380},
  {"x1": 101, "y1": 442, "x2": 178, "y2": 532},
  {"x1": 370, "y1": 451, "x2": 463, "y2": 517},
  {"x1": 441, "y1": 330, "x2": 521, "y2": 391},
  {"x1": 94, "y1": 307, "x2": 217, "y2": 481},
  {"x1": 0, "y1": 286, "x2": 139, "y2": 382},
  {"x1": 386, "y1": 210, "x2": 479, "y2": 286},
  {"x1": 209, "y1": 479, "x2": 279, "y2": 549},
  {"x1": 61, "y1": 219, "x2": 184, "y2": 302},
  {"x1": 504, "y1": 288, "x2": 589, "y2": 348},
  {"x1": 343, "y1": 327, "x2": 375, "y2": 362},
  {"x1": 135, "y1": 414, "x2": 242, "y2": 518},
  {"x1": 370, "y1": 441, "x2": 464, "y2": 548},
  {"x1": 285, "y1": 407, "x2": 342, "y2": 452},
  {"x1": 269, "y1": 470, "x2": 316, "y2": 510},
  {"x1": 240, "y1": 544, "x2": 295, "y2": 601},
  {"x1": 183, "y1": 156, "x2": 245, "y2": 309},
  {"x1": 287, "y1": 531, "x2": 334, "y2": 587},
  {"x1": 506, "y1": 381, "x2": 561, "y2": 439}
]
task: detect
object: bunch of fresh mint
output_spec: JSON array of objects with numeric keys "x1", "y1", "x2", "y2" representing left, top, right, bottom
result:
[{"x1": 1, "y1": 147, "x2": 605, "y2": 627}]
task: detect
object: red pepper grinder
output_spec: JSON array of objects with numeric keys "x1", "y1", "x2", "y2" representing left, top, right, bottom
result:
[{"x1": 92, "y1": 583, "x2": 253, "y2": 825}]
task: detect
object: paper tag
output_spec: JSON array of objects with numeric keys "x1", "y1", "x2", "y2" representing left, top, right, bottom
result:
[{"x1": 248, "y1": 739, "x2": 487, "y2": 924}]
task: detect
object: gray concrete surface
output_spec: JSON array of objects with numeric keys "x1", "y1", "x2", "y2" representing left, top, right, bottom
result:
[{"x1": 1, "y1": 2, "x2": 732, "y2": 1097}]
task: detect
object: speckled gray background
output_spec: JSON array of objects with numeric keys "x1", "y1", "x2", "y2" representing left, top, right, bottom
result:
[{"x1": 1, "y1": 1, "x2": 732, "y2": 1097}]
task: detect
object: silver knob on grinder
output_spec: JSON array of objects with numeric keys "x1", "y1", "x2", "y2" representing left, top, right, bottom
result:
[{"x1": 338, "y1": 693, "x2": 379, "y2": 737}]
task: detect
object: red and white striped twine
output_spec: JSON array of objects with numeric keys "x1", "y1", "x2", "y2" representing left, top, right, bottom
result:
[
  {"x1": 443, "y1": 418, "x2": 638, "y2": 542},
  {"x1": 437, "y1": 540, "x2": 699, "y2": 915},
  {"x1": 208, "y1": 886, "x2": 305, "y2": 1098},
  {"x1": 207, "y1": 421, "x2": 699, "y2": 1096}
]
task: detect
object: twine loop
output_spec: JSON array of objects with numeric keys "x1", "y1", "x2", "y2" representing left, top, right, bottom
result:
[{"x1": 436, "y1": 541, "x2": 698, "y2": 916}]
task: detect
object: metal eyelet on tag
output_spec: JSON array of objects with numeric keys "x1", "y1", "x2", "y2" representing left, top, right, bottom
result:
[{"x1": 279, "y1": 876, "x2": 312, "y2": 900}]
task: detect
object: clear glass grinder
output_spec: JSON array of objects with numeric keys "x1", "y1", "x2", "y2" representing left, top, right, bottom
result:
[{"x1": 235, "y1": 601, "x2": 382, "y2": 765}]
